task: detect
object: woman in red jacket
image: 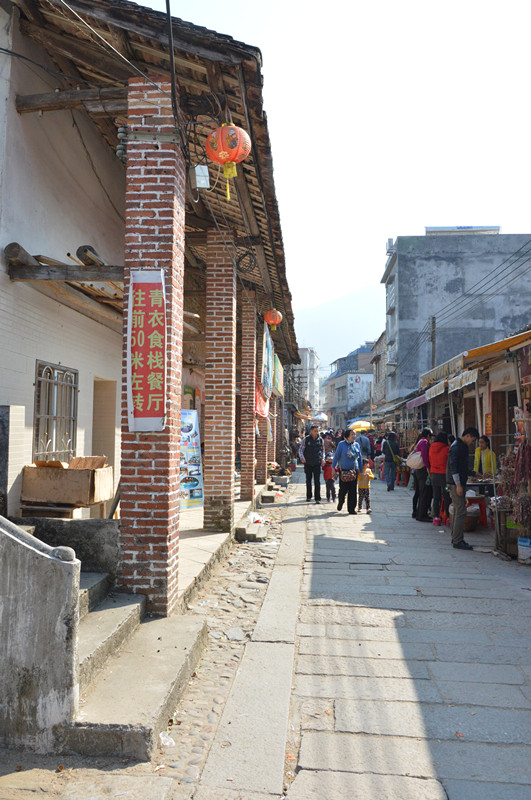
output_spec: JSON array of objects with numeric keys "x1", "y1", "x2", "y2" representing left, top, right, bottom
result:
[{"x1": 429, "y1": 431, "x2": 450, "y2": 521}]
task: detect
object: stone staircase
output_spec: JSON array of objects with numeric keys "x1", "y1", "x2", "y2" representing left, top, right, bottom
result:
[{"x1": 54, "y1": 572, "x2": 207, "y2": 761}]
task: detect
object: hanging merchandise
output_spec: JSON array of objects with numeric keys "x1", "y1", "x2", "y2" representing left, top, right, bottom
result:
[
  {"x1": 205, "y1": 124, "x2": 251, "y2": 201},
  {"x1": 263, "y1": 309, "x2": 283, "y2": 331}
]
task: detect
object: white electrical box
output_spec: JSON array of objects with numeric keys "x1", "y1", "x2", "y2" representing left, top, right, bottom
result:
[{"x1": 190, "y1": 164, "x2": 210, "y2": 190}]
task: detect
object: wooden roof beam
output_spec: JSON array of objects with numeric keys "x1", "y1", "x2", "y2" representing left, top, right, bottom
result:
[{"x1": 16, "y1": 86, "x2": 127, "y2": 114}]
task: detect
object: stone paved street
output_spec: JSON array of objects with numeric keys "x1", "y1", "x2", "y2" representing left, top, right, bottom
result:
[
  {"x1": 285, "y1": 470, "x2": 531, "y2": 800},
  {"x1": 1, "y1": 471, "x2": 531, "y2": 799}
]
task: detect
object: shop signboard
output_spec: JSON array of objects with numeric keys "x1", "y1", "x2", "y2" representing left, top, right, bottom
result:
[
  {"x1": 448, "y1": 368, "x2": 478, "y2": 394},
  {"x1": 520, "y1": 344, "x2": 531, "y2": 386},
  {"x1": 183, "y1": 385, "x2": 195, "y2": 409},
  {"x1": 485, "y1": 412, "x2": 492, "y2": 435},
  {"x1": 272, "y1": 354, "x2": 284, "y2": 397},
  {"x1": 180, "y1": 409, "x2": 203, "y2": 510},
  {"x1": 127, "y1": 270, "x2": 166, "y2": 432},
  {"x1": 420, "y1": 353, "x2": 464, "y2": 389}
]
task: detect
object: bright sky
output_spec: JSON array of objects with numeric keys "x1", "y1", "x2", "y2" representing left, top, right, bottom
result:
[{"x1": 137, "y1": 0, "x2": 531, "y2": 360}]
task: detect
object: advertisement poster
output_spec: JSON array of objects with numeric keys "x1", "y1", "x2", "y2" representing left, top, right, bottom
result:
[
  {"x1": 261, "y1": 324, "x2": 274, "y2": 399},
  {"x1": 127, "y1": 270, "x2": 166, "y2": 432},
  {"x1": 180, "y1": 409, "x2": 203, "y2": 510}
]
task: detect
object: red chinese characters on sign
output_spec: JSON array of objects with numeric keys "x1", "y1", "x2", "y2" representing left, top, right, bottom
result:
[{"x1": 127, "y1": 270, "x2": 167, "y2": 431}]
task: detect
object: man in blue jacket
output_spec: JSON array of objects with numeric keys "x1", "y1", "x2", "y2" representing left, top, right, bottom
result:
[
  {"x1": 446, "y1": 426, "x2": 479, "y2": 550},
  {"x1": 333, "y1": 429, "x2": 363, "y2": 514}
]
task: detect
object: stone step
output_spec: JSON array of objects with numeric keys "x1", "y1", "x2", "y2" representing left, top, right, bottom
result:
[
  {"x1": 260, "y1": 491, "x2": 277, "y2": 504},
  {"x1": 79, "y1": 572, "x2": 112, "y2": 621},
  {"x1": 55, "y1": 615, "x2": 207, "y2": 760},
  {"x1": 78, "y1": 592, "x2": 146, "y2": 693}
]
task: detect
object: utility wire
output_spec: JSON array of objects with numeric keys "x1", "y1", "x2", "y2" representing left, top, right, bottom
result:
[{"x1": 435, "y1": 248, "x2": 531, "y2": 326}]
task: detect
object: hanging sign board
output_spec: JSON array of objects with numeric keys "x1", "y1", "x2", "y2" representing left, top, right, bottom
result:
[
  {"x1": 180, "y1": 409, "x2": 203, "y2": 510},
  {"x1": 272, "y1": 354, "x2": 284, "y2": 397},
  {"x1": 127, "y1": 270, "x2": 167, "y2": 431},
  {"x1": 448, "y1": 369, "x2": 478, "y2": 394},
  {"x1": 485, "y1": 412, "x2": 492, "y2": 435}
]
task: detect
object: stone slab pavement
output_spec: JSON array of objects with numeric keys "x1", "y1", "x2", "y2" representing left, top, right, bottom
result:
[{"x1": 285, "y1": 470, "x2": 531, "y2": 800}]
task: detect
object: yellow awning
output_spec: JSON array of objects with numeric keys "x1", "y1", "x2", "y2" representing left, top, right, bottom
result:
[{"x1": 464, "y1": 331, "x2": 531, "y2": 365}]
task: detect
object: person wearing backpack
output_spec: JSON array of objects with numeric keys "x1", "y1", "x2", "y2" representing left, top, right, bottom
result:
[{"x1": 410, "y1": 427, "x2": 433, "y2": 521}]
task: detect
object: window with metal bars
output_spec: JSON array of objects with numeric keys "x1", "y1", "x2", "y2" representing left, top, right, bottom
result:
[{"x1": 33, "y1": 361, "x2": 78, "y2": 462}]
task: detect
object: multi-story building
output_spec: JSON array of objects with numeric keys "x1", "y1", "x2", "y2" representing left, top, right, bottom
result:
[
  {"x1": 370, "y1": 332, "x2": 387, "y2": 407},
  {"x1": 382, "y1": 227, "x2": 531, "y2": 401},
  {"x1": 324, "y1": 343, "x2": 375, "y2": 428},
  {"x1": 293, "y1": 347, "x2": 320, "y2": 412}
]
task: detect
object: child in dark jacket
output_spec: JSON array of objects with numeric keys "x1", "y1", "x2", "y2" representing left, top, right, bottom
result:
[{"x1": 322, "y1": 455, "x2": 337, "y2": 501}]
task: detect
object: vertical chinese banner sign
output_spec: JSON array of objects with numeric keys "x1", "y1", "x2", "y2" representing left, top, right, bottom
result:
[{"x1": 127, "y1": 270, "x2": 167, "y2": 432}]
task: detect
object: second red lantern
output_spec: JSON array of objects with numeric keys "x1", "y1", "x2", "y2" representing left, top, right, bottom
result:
[{"x1": 264, "y1": 309, "x2": 283, "y2": 331}]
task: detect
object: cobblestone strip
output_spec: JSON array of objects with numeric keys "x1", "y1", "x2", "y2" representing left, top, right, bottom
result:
[{"x1": 152, "y1": 505, "x2": 287, "y2": 791}]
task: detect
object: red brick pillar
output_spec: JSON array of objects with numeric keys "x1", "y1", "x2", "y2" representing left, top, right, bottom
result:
[
  {"x1": 120, "y1": 78, "x2": 185, "y2": 615},
  {"x1": 240, "y1": 291, "x2": 256, "y2": 501},
  {"x1": 255, "y1": 321, "x2": 269, "y2": 484},
  {"x1": 203, "y1": 229, "x2": 236, "y2": 531}
]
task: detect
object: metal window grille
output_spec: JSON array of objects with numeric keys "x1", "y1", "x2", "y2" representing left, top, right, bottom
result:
[{"x1": 33, "y1": 361, "x2": 78, "y2": 462}]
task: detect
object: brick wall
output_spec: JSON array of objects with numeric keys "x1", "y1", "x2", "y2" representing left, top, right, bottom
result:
[
  {"x1": 240, "y1": 291, "x2": 256, "y2": 501},
  {"x1": 120, "y1": 78, "x2": 185, "y2": 615},
  {"x1": 203, "y1": 229, "x2": 236, "y2": 531}
]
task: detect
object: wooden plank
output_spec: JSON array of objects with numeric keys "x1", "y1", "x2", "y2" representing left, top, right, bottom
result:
[
  {"x1": 42, "y1": 0, "x2": 245, "y2": 65},
  {"x1": 9, "y1": 264, "x2": 124, "y2": 281},
  {"x1": 16, "y1": 86, "x2": 127, "y2": 114},
  {"x1": 22, "y1": 279, "x2": 122, "y2": 332},
  {"x1": 19, "y1": 20, "x2": 134, "y2": 83}
]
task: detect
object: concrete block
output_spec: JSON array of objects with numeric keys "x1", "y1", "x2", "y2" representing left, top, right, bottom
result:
[
  {"x1": 253, "y1": 565, "x2": 301, "y2": 643},
  {"x1": 428, "y1": 661, "x2": 525, "y2": 685},
  {"x1": 444, "y1": 780, "x2": 531, "y2": 800},
  {"x1": 298, "y1": 732, "x2": 531, "y2": 783},
  {"x1": 334, "y1": 699, "x2": 531, "y2": 743},
  {"x1": 259, "y1": 491, "x2": 276, "y2": 504},
  {"x1": 296, "y1": 654, "x2": 430, "y2": 679},
  {"x1": 298, "y1": 637, "x2": 434, "y2": 661},
  {"x1": 294, "y1": 674, "x2": 441, "y2": 702},
  {"x1": 435, "y1": 681, "x2": 531, "y2": 709},
  {"x1": 286, "y1": 770, "x2": 447, "y2": 800},
  {"x1": 200, "y1": 642, "x2": 294, "y2": 795}
]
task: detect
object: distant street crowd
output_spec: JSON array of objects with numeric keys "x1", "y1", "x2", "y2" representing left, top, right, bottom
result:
[{"x1": 292, "y1": 422, "x2": 489, "y2": 551}]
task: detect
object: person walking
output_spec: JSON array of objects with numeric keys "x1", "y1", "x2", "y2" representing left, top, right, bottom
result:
[
  {"x1": 322, "y1": 454, "x2": 337, "y2": 502},
  {"x1": 446, "y1": 426, "x2": 480, "y2": 550},
  {"x1": 382, "y1": 431, "x2": 400, "y2": 491},
  {"x1": 357, "y1": 458, "x2": 374, "y2": 512},
  {"x1": 411, "y1": 428, "x2": 433, "y2": 522},
  {"x1": 299, "y1": 424, "x2": 325, "y2": 504},
  {"x1": 429, "y1": 431, "x2": 450, "y2": 521},
  {"x1": 332, "y1": 429, "x2": 362, "y2": 514},
  {"x1": 356, "y1": 429, "x2": 372, "y2": 460}
]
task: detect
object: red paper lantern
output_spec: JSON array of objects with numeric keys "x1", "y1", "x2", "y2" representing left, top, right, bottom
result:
[
  {"x1": 205, "y1": 124, "x2": 251, "y2": 200},
  {"x1": 264, "y1": 309, "x2": 283, "y2": 331}
]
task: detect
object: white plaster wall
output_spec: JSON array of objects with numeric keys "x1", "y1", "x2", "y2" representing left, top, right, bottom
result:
[
  {"x1": 0, "y1": 17, "x2": 125, "y2": 514},
  {"x1": 347, "y1": 373, "x2": 372, "y2": 407}
]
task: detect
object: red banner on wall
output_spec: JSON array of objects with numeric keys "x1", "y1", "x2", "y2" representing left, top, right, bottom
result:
[{"x1": 127, "y1": 270, "x2": 167, "y2": 431}]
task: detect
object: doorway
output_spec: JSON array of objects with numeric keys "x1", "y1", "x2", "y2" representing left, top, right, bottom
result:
[{"x1": 91, "y1": 378, "x2": 117, "y2": 518}]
